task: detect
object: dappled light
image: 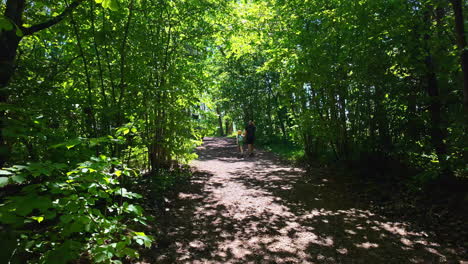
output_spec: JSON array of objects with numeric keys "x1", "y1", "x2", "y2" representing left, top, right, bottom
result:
[
  {"x1": 148, "y1": 138, "x2": 465, "y2": 263},
  {"x1": 1, "y1": 0, "x2": 467, "y2": 262}
]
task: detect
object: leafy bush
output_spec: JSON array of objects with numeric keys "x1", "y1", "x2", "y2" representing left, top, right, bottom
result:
[
  {"x1": 0, "y1": 156, "x2": 153, "y2": 264},
  {"x1": 257, "y1": 139, "x2": 305, "y2": 162}
]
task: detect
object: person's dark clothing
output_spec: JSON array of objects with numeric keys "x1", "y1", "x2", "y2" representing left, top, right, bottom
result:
[{"x1": 245, "y1": 124, "x2": 256, "y2": 144}]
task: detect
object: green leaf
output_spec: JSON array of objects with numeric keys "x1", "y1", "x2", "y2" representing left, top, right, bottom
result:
[
  {"x1": 94, "y1": 252, "x2": 107, "y2": 263},
  {"x1": 51, "y1": 138, "x2": 82, "y2": 149},
  {"x1": 0, "y1": 16, "x2": 13, "y2": 31},
  {"x1": 30, "y1": 216, "x2": 44, "y2": 223},
  {"x1": 0, "y1": 170, "x2": 12, "y2": 175},
  {"x1": 43, "y1": 240, "x2": 82, "y2": 264},
  {"x1": 67, "y1": 170, "x2": 78, "y2": 176},
  {"x1": 11, "y1": 165, "x2": 27, "y2": 171},
  {"x1": 44, "y1": 210, "x2": 57, "y2": 220},
  {"x1": 11, "y1": 174, "x2": 26, "y2": 183},
  {"x1": 60, "y1": 214, "x2": 73, "y2": 224},
  {"x1": 124, "y1": 204, "x2": 142, "y2": 216},
  {"x1": 122, "y1": 248, "x2": 139, "y2": 258},
  {"x1": 108, "y1": 0, "x2": 119, "y2": 11},
  {"x1": 121, "y1": 128, "x2": 130, "y2": 135},
  {"x1": 15, "y1": 27, "x2": 23, "y2": 37},
  {"x1": 133, "y1": 232, "x2": 153, "y2": 248},
  {"x1": 14, "y1": 195, "x2": 52, "y2": 216},
  {"x1": 63, "y1": 220, "x2": 84, "y2": 236},
  {"x1": 0, "y1": 177, "x2": 8, "y2": 187},
  {"x1": 99, "y1": 0, "x2": 120, "y2": 11},
  {"x1": 115, "y1": 188, "x2": 142, "y2": 199},
  {"x1": 66, "y1": 138, "x2": 82, "y2": 149}
]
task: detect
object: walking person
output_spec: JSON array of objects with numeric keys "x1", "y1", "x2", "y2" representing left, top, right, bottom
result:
[
  {"x1": 236, "y1": 130, "x2": 245, "y2": 157},
  {"x1": 245, "y1": 120, "x2": 256, "y2": 157}
]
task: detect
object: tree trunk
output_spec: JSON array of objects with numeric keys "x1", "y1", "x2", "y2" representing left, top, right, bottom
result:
[
  {"x1": 0, "y1": 33, "x2": 21, "y2": 165},
  {"x1": 216, "y1": 106, "x2": 224, "y2": 136},
  {"x1": 423, "y1": 7, "x2": 454, "y2": 180},
  {"x1": 423, "y1": 8, "x2": 452, "y2": 177},
  {"x1": 425, "y1": 55, "x2": 451, "y2": 177},
  {"x1": 225, "y1": 120, "x2": 229, "y2": 135},
  {"x1": 375, "y1": 86, "x2": 392, "y2": 152},
  {"x1": 450, "y1": 0, "x2": 468, "y2": 165},
  {"x1": 266, "y1": 82, "x2": 287, "y2": 140},
  {"x1": 338, "y1": 90, "x2": 349, "y2": 158},
  {"x1": 0, "y1": 0, "x2": 26, "y2": 166},
  {"x1": 450, "y1": 0, "x2": 468, "y2": 112}
]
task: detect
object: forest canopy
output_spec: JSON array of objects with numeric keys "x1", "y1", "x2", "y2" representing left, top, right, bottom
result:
[{"x1": 0, "y1": 0, "x2": 467, "y2": 262}]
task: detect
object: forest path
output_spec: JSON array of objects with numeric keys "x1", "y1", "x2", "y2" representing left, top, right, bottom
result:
[{"x1": 148, "y1": 137, "x2": 464, "y2": 263}]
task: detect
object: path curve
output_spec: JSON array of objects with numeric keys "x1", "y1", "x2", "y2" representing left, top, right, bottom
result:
[{"x1": 150, "y1": 137, "x2": 465, "y2": 263}]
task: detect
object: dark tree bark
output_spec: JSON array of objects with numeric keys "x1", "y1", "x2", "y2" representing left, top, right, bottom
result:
[
  {"x1": 450, "y1": 0, "x2": 468, "y2": 165},
  {"x1": 423, "y1": 9, "x2": 452, "y2": 178},
  {"x1": 0, "y1": 1, "x2": 26, "y2": 164},
  {"x1": 450, "y1": 0, "x2": 468, "y2": 112},
  {"x1": 425, "y1": 55, "x2": 452, "y2": 178}
]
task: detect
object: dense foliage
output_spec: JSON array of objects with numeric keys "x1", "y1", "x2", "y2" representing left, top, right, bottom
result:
[
  {"x1": 214, "y1": 0, "x2": 467, "y2": 182},
  {"x1": 0, "y1": 0, "x2": 223, "y2": 262},
  {"x1": 0, "y1": 0, "x2": 466, "y2": 262}
]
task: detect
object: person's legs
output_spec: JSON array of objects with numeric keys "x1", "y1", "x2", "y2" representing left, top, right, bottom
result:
[
  {"x1": 247, "y1": 144, "x2": 255, "y2": 156},
  {"x1": 246, "y1": 137, "x2": 253, "y2": 155},
  {"x1": 247, "y1": 144, "x2": 254, "y2": 156}
]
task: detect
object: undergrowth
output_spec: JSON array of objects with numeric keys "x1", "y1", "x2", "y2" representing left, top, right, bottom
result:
[
  {"x1": 256, "y1": 139, "x2": 305, "y2": 162},
  {"x1": 0, "y1": 139, "x2": 153, "y2": 264}
]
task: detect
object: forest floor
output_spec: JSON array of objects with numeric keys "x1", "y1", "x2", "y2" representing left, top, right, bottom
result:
[{"x1": 141, "y1": 137, "x2": 467, "y2": 263}]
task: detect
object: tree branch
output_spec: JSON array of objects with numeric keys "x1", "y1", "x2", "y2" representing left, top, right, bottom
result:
[{"x1": 22, "y1": 0, "x2": 85, "y2": 36}]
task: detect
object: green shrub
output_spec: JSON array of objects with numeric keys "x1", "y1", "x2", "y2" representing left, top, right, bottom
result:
[{"x1": 0, "y1": 156, "x2": 152, "y2": 264}]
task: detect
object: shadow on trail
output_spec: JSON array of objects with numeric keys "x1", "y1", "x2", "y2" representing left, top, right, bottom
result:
[{"x1": 147, "y1": 137, "x2": 464, "y2": 263}]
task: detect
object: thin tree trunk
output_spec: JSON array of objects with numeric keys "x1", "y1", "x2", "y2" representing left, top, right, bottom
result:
[
  {"x1": 90, "y1": 2, "x2": 109, "y2": 134},
  {"x1": 70, "y1": 8, "x2": 97, "y2": 139},
  {"x1": 450, "y1": 0, "x2": 468, "y2": 112},
  {"x1": 425, "y1": 55, "x2": 451, "y2": 177},
  {"x1": 338, "y1": 89, "x2": 349, "y2": 158},
  {"x1": 0, "y1": 0, "x2": 25, "y2": 166},
  {"x1": 375, "y1": 86, "x2": 391, "y2": 152},
  {"x1": 216, "y1": 106, "x2": 224, "y2": 136},
  {"x1": 423, "y1": 9, "x2": 452, "y2": 178},
  {"x1": 266, "y1": 82, "x2": 287, "y2": 140},
  {"x1": 116, "y1": 0, "x2": 135, "y2": 126}
]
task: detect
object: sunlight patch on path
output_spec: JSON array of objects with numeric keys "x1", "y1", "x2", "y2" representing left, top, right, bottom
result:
[{"x1": 153, "y1": 137, "x2": 464, "y2": 264}]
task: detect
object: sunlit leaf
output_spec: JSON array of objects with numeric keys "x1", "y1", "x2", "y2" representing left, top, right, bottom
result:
[
  {"x1": 31, "y1": 216, "x2": 44, "y2": 223},
  {"x1": 0, "y1": 170, "x2": 12, "y2": 175}
]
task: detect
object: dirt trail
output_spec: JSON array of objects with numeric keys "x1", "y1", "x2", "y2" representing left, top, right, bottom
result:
[{"x1": 149, "y1": 137, "x2": 465, "y2": 263}]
